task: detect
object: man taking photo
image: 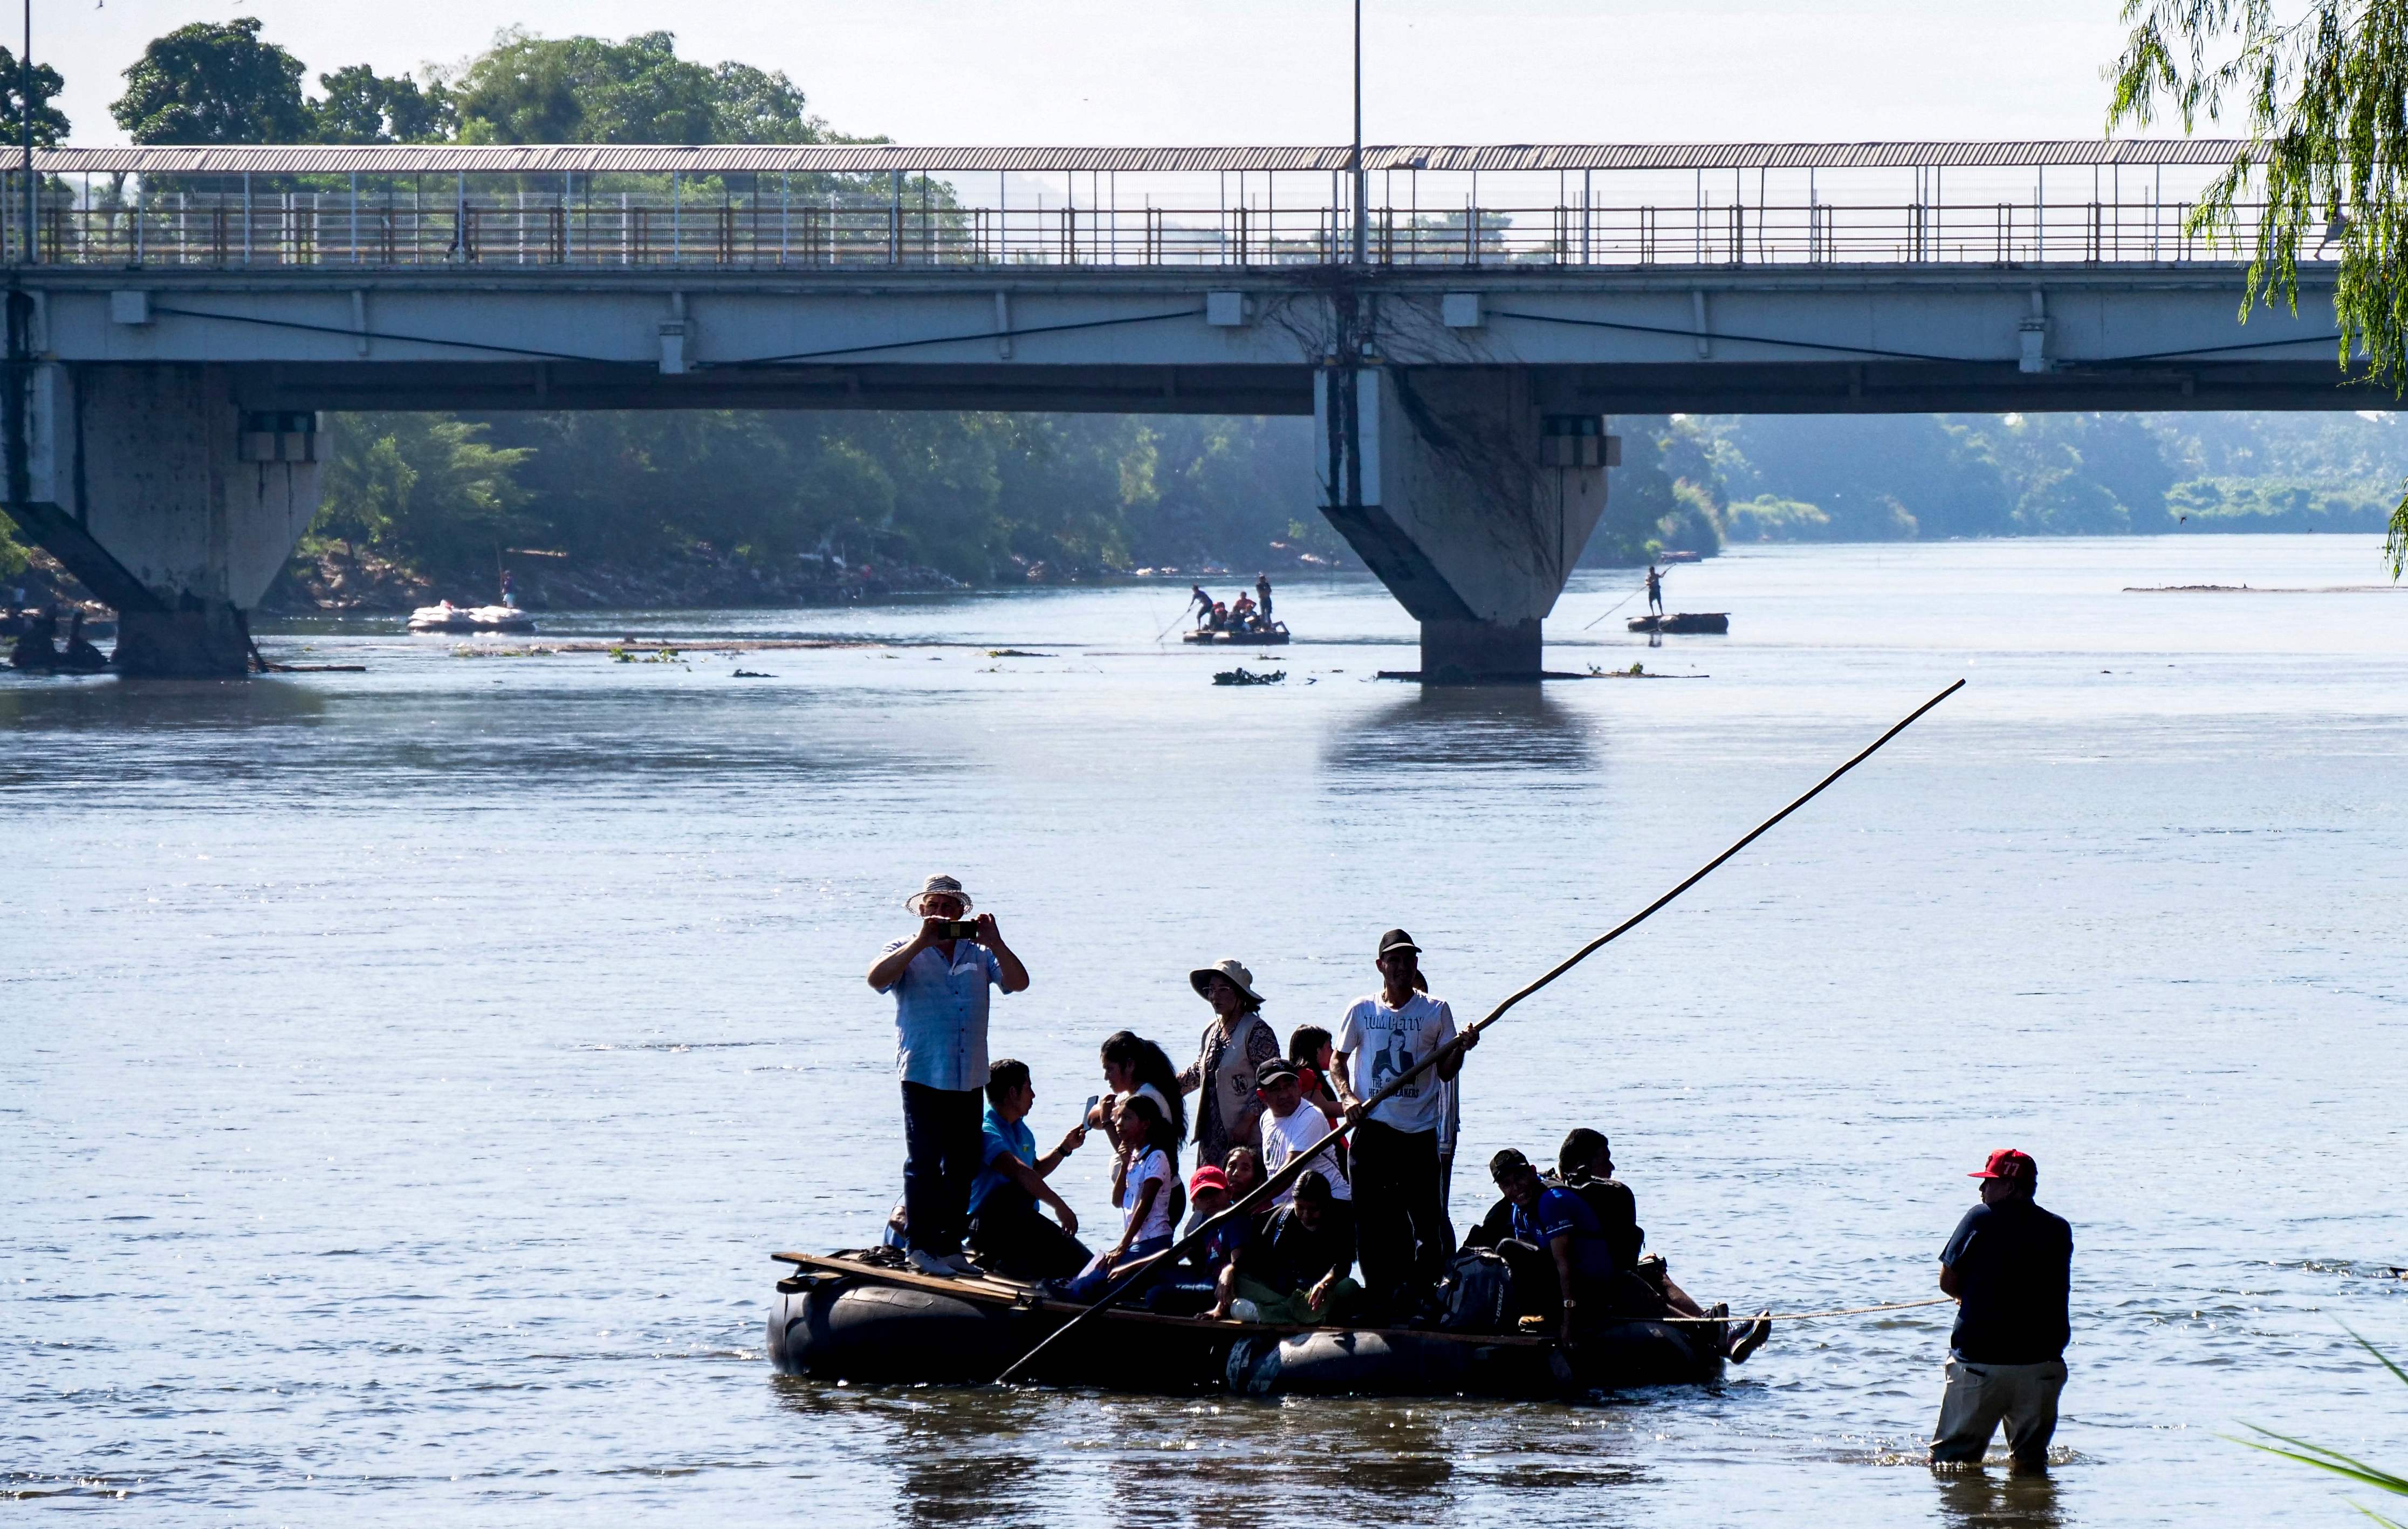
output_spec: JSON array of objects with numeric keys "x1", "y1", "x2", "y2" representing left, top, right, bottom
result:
[{"x1": 866, "y1": 873, "x2": 1031, "y2": 1277}]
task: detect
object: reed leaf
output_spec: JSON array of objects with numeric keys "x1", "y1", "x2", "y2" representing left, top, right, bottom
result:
[{"x1": 2231, "y1": 1328, "x2": 2408, "y2": 1523}]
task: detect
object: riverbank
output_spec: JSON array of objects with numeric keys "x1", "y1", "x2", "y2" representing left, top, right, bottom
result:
[{"x1": 258, "y1": 543, "x2": 972, "y2": 616}]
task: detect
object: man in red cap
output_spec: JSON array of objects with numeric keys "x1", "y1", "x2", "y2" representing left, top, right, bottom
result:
[{"x1": 1930, "y1": 1149, "x2": 2074, "y2": 1471}]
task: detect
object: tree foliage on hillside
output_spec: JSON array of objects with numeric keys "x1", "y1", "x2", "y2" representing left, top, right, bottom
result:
[{"x1": 1697, "y1": 410, "x2": 2406, "y2": 543}]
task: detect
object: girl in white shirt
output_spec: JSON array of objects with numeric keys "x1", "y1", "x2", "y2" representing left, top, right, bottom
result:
[{"x1": 1064, "y1": 1093, "x2": 1178, "y2": 1299}]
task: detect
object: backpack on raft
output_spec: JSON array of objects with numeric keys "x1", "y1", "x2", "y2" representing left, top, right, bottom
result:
[{"x1": 1432, "y1": 1248, "x2": 1515, "y2": 1334}]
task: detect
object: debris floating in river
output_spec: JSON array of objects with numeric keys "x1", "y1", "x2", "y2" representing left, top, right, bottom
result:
[{"x1": 1213, "y1": 666, "x2": 1285, "y2": 686}]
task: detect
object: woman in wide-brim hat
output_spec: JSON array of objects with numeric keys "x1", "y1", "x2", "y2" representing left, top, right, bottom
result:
[{"x1": 1177, "y1": 958, "x2": 1282, "y2": 1170}]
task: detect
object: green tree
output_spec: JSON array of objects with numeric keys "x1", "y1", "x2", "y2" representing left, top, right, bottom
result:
[
  {"x1": 0, "y1": 45, "x2": 68, "y2": 148},
  {"x1": 2108, "y1": 0, "x2": 2408, "y2": 567},
  {"x1": 710, "y1": 62, "x2": 826, "y2": 144},
  {"x1": 112, "y1": 18, "x2": 308, "y2": 144},
  {"x1": 314, "y1": 415, "x2": 534, "y2": 575},
  {"x1": 310, "y1": 65, "x2": 451, "y2": 144},
  {"x1": 456, "y1": 30, "x2": 714, "y2": 144},
  {"x1": 450, "y1": 30, "x2": 828, "y2": 147}
]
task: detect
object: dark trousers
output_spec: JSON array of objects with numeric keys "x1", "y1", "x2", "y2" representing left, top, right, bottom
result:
[
  {"x1": 1350, "y1": 1120, "x2": 1451, "y2": 1310},
  {"x1": 966, "y1": 1200, "x2": 1092, "y2": 1280},
  {"x1": 900, "y1": 1081, "x2": 983, "y2": 1257}
]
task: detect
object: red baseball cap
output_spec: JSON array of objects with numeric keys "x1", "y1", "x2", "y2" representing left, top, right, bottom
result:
[
  {"x1": 1189, "y1": 1166, "x2": 1230, "y2": 1195},
  {"x1": 1970, "y1": 1148, "x2": 2036, "y2": 1181}
]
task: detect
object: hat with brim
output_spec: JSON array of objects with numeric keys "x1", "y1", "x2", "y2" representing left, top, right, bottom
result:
[
  {"x1": 1189, "y1": 958, "x2": 1263, "y2": 1006},
  {"x1": 1377, "y1": 927, "x2": 1422, "y2": 959},
  {"x1": 1254, "y1": 1058, "x2": 1300, "y2": 1087},
  {"x1": 905, "y1": 873, "x2": 973, "y2": 914}
]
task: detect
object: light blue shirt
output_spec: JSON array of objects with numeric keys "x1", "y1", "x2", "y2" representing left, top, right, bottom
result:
[
  {"x1": 969, "y1": 1105, "x2": 1035, "y2": 1215},
  {"x1": 877, "y1": 937, "x2": 1002, "y2": 1091}
]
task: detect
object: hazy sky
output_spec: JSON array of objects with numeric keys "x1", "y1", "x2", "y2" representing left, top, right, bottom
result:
[{"x1": 44, "y1": 0, "x2": 2139, "y2": 149}]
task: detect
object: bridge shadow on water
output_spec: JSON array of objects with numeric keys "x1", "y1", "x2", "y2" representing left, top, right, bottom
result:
[{"x1": 1321, "y1": 685, "x2": 1601, "y2": 787}]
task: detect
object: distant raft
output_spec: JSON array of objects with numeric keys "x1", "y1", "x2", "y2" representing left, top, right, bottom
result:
[
  {"x1": 1628, "y1": 612, "x2": 1730, "y2": 635},
  {"x1": 408, "y1": 602, "x2": 537, "y2": 635},
  {"x1": 1184, "y1": 623, "x2": 1289, "y2": 646},
  {"x1": 769, "y1": 1250, "x2": 1728, "y2": 1399}
]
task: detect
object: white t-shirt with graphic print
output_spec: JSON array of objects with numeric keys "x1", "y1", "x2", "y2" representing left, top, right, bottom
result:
[{"x1": 1334, "y1": 990, "x2": 1457, "y2": 1134}]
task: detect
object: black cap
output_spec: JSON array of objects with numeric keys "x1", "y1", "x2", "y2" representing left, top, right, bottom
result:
[
  {"x1": 1254, "y1": 1057, "x2": 1300, "y2": 1086},
  {"x1": 1488, "y1": 1148, "x2": 1532, "y2": 1181},
  {"x1": 1377, "y1": 928, "x2": 1421, "y2": 959}
]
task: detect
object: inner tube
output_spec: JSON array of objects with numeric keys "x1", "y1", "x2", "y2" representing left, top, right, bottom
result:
[{"x1": 771, "y1": 1278, "x2": 1023, "y2": 1383}]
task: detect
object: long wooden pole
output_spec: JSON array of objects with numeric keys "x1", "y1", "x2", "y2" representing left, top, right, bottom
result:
[{"x1": 993, "y1": 677, "x2": 1965, "y2": 1384}]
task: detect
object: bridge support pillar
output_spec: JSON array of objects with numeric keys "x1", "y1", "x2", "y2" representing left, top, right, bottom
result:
[
  {"x1": 1315, "y1": 366, "x2": 1609, "y2": 682},
  {"x1": 5, "y1": 363, "x2": 321, "y2": 676}
]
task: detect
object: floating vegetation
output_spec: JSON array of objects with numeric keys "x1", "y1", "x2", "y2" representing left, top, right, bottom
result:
[
  {"x1": 1213, "y1": 666, "x2": 1285, "y2": 686},
  {"x1": 732, "y1": 669, "x2": 774, "y2": 678},
  {"x1": 1587, "y1": 662, "x2": 1709, "y2": 679},
  {"x1": 985, "y1": 649, "x2": 1054, "y2": 658},
  {"x1": 610, "y1": 645, "x2": 684, "y2": 664}
]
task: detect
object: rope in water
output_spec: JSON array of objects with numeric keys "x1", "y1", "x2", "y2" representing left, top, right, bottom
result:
[{"x1": 1656, "y1": 1296, "x2": 1956, "y2": 1325}]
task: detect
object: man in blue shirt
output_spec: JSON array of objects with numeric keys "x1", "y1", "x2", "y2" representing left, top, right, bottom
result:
[
  {"x1": 1490, "y1": 1148, "x2": 1617, "y2": 1347},
  {"x1": 965, "y1": 1059, "x2": 1089, "y2": 1280},
  {"x1": 866, "y1": 873, "x2": 1031, "y2": 1277},
  {"x1": 1931, "y1": 1148, "x2": 2074, "y2": 1472}
]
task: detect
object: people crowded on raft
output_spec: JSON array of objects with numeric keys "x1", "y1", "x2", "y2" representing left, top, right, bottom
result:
[{"x1": 859, "y1": 917, "x2": 1770, "y2": 1366}]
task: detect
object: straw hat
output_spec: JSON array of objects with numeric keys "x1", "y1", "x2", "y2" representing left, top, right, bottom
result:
[
  {"x1": 1189, "y1": 958, "x2": 1263, "y2": 1006},
  {"x1": 905, "y1": 873, "x2": 973, "y2": 915}
]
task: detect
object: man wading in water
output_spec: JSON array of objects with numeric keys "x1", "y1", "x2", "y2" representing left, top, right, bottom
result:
[
  {"x1": 1930, "y1": 1149, "x2": 2073, "y2": 1472},
  {"x1": 867, "y1": 874, "x2": 1031, "y2": 1277}
]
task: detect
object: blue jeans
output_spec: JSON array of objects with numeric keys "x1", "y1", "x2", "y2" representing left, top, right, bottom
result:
[
  {"x1": 1064, "y1": 1234, "x2": 1174, "y2": 1301},
  {"x1": 901, "y1": 1082, "x2": 983, "y2": 1256}
]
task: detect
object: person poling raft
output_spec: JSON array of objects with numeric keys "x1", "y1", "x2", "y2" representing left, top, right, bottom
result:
[
  {"x1": 776, "y1": 678, "x2": 1966, "y2": 1396},
  {"x1": 1183, "y1": 576, "x2": 1290, "y2": 645}
]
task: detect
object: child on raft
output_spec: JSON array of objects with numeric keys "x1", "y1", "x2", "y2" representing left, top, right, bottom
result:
[{"x1": 1062, "y1": 1093, "x2": 1178, "y2": 1300}]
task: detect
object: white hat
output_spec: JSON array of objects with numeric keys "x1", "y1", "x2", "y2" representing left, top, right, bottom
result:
[{"x1": 905, "y1": 873, "x2": 973, "y2": 914}]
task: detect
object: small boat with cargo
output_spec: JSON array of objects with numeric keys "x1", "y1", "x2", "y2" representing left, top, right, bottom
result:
[
  {"x1": 408, "y1": 601, "x2": 537, "y2": 635},
  {"x1": 769, "y1": 1249, "x2": 1729, "y2": 1397},
  {"x1": 1628, "y1": 612, "x2": 1729, "y2": 635}
]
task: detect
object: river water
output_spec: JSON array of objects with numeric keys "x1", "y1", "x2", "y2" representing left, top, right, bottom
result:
[{"x1": 8, "y1": 534, "x2": 2406, "y2": 1525}]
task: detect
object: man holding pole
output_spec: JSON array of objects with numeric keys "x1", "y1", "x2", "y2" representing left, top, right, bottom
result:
[{"x1": 1332, "y1": 928, "x2": 1474, "y2": 1317}]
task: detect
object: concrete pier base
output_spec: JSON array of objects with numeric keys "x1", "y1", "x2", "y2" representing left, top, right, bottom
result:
[
  {"x1": 1316, "y1": 366, "x2": 1611, "y2": 683},
  {"x1": 1420, "y1": 617, "x2": 1542, "y2": 684},
  {"x1": 113, "y1": 605, "x2": 258, "y2": 678},
  {"x1": 5, "y1": 362, "x2": 321, "y2": 676}
]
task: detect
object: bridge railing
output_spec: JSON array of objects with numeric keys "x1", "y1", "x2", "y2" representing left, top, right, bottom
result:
[{"x1": 16, "y1": 193, "x2": 2306, "y2": 270}]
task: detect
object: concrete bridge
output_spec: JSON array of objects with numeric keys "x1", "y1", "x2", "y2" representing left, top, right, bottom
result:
[{"x1": 2, "y1": 140, "x2": 2371, "y2": 676}]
